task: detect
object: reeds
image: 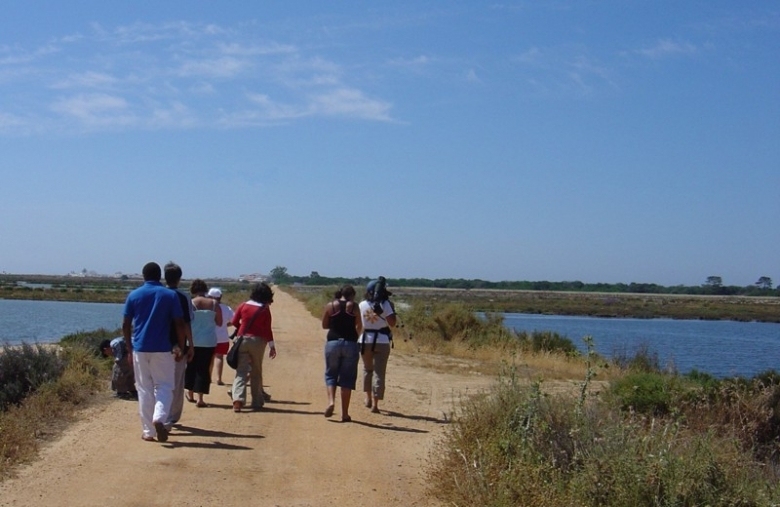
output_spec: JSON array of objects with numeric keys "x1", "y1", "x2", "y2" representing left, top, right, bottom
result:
[
  {"x1": 428, "y1": 363, "x2": 780, "y2": 506},
  {"x1": 0, "y1": 332, "x2": 111, "y2": 479}
]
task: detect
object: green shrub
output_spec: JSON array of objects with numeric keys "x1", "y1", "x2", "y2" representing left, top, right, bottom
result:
[
  {"x1": 59, "y1": 327, "x2": 120, "y2": 356},
  {"x1": 428, "y1": 366, "x2": 780, "y2": 506},
  {"x1": 612, "y1": 342, "x2": 661, "y2": 373},
  {"x1": 515, "y1": 330, "x2": 578, "y2": 355},
  {"x1": 608, "y1": 371, "x2": 683, "y2": 416},
  {"x1": 0, "y1": 343, "x2": 66, "y2": 412}
]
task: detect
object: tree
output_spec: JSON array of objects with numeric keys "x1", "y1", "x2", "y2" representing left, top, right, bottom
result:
[
  {"x1": 755, "y1": 276, "x2": 773, "y2": 290},
  {"x1": 269, "y1": 266, "x2": 290, "y2": 284},
  {"x1": 704, "y1": 276, "x2": 723, "y2": 287}
]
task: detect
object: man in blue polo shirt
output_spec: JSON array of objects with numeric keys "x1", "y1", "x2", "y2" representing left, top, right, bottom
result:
[{"x1": 123, "y1": 261, "x2": 186, "y2": 443}]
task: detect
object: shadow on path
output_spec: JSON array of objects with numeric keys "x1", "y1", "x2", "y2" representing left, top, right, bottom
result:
[
  {"x1": 171, "y1": 424, "x2": 264, "y2": 440},
  {"x1": 342, "y1": 419, "x2": 430, "y2": 434},
  {"x1": 259, "y1": 406, "x2": 323, "y2": 416},
  {"x1": 162, "y1": 441, "x2": 255, "y2": 450},
  {"x1": 382, "y1": 409, "x2": 449, "y2": 424}
]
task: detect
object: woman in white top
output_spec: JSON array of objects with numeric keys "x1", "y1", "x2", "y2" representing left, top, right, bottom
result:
[
  {"x1": 207, "y1": 287, "x2": 234, "y2": 386},
  {"x1": 186, "y1": 279, "x2": 222, "y2": 407},
  {"x1": 358, "y1": 278, "x2": 396, "y2": 414}
]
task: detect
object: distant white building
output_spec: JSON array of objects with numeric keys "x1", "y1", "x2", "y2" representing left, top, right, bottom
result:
[{"x1": 238, "y1": 273, "x2": 268, "y2": 282}]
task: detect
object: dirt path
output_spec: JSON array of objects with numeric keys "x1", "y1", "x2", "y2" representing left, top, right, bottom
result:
[{"x1": 0, "y1": 288, "x2": 492, "y2": 507}]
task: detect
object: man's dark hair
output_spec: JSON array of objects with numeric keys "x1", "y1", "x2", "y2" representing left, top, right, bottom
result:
[
  {"x1": 164, "y1": 261, "x2": 182, "y2": 286},
  {"x1": 250, "y1": 282, "x2": 274, "y2": 304},
  {"x1": 142, "y1": 262, "x2": 162, "y2": 281},
  {"x1": 99, "y1": 339, "x2": 111, "y2": 358}
]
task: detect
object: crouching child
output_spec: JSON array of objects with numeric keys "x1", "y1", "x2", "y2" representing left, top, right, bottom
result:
[{"x1": 100, "y1": 337, "x2": 137, "y2": 400}]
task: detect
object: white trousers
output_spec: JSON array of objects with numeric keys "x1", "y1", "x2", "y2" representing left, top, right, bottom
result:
[{"x1": 133, "y1": 351, "x2": 175, "y2": 438}]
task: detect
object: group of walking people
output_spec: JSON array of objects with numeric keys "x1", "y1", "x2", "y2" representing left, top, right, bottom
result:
[
  {"x1": 120, "y1": 261, "x2": 394, "y2": 441},
  {"x1": 321, "y1": 280, "x2": 396, "y2": 422},
  {"x1": 121, "y1": 261, "x2": 276, "y2": 442}
]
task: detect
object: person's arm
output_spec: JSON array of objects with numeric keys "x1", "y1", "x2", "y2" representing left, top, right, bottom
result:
[
  {"x1": 173, "y1": 317, "x2": 186, "y2": 360},
  {"x1": 384, "y1": 300, "x2": 397, "y2": 327},
  {"x1": 231, "y1": 304, "x2": 242, "y2": 330},
  {"x1": 184, "y1": 320, "x2": 194, "y2": 361},
  {"x1": 348, "y1": 301, "x2": 363, "y2": 335},
  {"x1": 265, "y1": 309, "x2": 277, "y2": 359},
  {"x1": 122, "y1": 316, "x2": 133, "y2": 366},
  {"x1": 214, "y1": 300, "x2": 223, "y2": 327},
  {"x1": 321, "y1": 302, "x2": 332, "y2": 329}
]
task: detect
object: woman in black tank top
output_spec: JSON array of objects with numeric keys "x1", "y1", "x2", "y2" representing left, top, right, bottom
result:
[{"x1": 321, "y1": 285, "x2": 363, "y2": 422}]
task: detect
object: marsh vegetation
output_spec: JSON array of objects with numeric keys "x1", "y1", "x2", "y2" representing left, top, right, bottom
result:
[{"x1": 289, "y1": 285, "x2": 780, "y2": 506}]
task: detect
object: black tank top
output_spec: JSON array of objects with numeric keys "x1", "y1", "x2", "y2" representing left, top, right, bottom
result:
[{"x1": 327, "y1": 300, "x2": 359, "y2": 342}]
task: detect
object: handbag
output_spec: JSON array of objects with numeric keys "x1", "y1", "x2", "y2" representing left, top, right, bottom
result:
[
  {"x1": 226, "y1": 305, "x2": 264, "y2": 370},
  {"x1": 226, "y1": 336, "x2": 243, "y2": 369}
]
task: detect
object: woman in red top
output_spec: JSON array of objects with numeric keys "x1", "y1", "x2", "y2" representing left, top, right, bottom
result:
[{"x1": 229, "y1": 282, "x2": 276, "y2": 412}]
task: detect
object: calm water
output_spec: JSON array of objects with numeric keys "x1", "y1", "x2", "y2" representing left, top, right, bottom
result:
[
  {"x1": 503, "y1": 313, "x2": 780, "y2": 378},
  {"x1": 0, "y1": 300, "x2": 124, "y2": 345}
]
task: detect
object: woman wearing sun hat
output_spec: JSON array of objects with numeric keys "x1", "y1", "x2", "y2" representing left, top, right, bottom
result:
[
  {"x1": 358, "y1": 278, "x2": 396, "y2": 414},
  {"x1": 207, "y1": 287, "x2": 234, "y2": 386}
]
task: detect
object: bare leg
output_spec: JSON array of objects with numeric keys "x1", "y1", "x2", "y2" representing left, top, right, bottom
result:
[
  {"x1": 215, "y1": 354, "x2": 224, "y2": 384},
  {"x1": 340, "y1": 388, "x2": 352, "y2": 421},
  {"x1": 324, "y1": 385, "x2": 336, "y2": 417}
]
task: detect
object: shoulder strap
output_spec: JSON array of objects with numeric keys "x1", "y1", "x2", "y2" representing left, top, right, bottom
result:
[{"x1": 242, "y1": 305, "x2": 264, "y2": 333}]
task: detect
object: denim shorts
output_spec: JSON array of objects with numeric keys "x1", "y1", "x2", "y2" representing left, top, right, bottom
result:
[{"x1": 324, "y1": 339, "x2": 360, "y2": 389}]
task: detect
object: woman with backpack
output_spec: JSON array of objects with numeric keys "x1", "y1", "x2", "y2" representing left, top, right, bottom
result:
[{"x1": 358, "y1": 278, "x2": 396, "y2": 414}]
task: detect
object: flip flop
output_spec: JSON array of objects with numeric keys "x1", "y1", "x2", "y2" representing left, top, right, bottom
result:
[
  {"x1": 196, "y1": 401, "x2": 208, "y2": 408},
  {"x1": 186, "y1": 395, "x2": 195, "y2": 403},
  {"x1": 341, "y1": 415, "x2": 352, "y2": 423},
  {"x1": 324, "y1": 405, "x2": 335, "y2": 418}
]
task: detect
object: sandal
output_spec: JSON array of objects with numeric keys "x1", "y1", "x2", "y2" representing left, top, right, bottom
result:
[
  {"x1": 186, "y1": 394, "x2": 195, "y2": 403},
  {"x1": 341, "y1": 415, "x2": 352, "y2": 423},
  {"x1": 153, "y1": 422, "x2": 168, "y2": 443},
  {"x1": 324, "y1": 405, "x2": 335, "y2": 418},
  {"x1": 196, "y1": 401, "x2": 208, "y2": 408}
]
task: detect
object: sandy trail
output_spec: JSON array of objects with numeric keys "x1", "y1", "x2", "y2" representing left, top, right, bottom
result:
[{"x1": 0, "y1": 287, "x2": 491, "y2": 507}]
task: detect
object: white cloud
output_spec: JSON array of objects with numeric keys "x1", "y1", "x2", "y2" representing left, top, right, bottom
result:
[
  {"x1": 387, "y1": 55, "x2": 430, "y2": 66},
  {"x1": 0, "y1": 111, "x2": 26, "y2": 130},
  {"x1": 218, "y1": 42, "x2": 297, "y2": 56},
  {"x1": 0, "y1": 43, "x2": 60, "y2": 65},
  {"x1": 50, "y1": 93, "x2": 136, "y2": 126},
  {"x1": 637, "y1": 39, "x2": 698, "y2": 59},
  {"x1": 149, "y1": 101, "x2": 197, "y2": 128},
  {"x1": 177, "y1": 56, "x2": 249, "y2": 78},
  {"x1": 515, "y1": 47, "x2": 542, "y2": 65},
  {"x1": 308, "y1": 88, "x2": 392, "y2": 121},
  {"x1": 512, "y1": 45, "x2": 617, "y2": 96},
  {"x1": 51, "y1": 71, "x2": 119, "y2": 89},
  {"x1": 1, "y1": 20, "x2": 396, "y2": 133}
]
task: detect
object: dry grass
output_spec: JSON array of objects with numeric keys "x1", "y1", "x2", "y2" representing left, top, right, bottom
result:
[{"x1": 0, "y1": 342, "x2": 109, "y2": 480}]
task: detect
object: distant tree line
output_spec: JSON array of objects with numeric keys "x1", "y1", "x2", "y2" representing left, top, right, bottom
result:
[{"x1": 268, "y1": 267, "x2": 779, "y2": 297}]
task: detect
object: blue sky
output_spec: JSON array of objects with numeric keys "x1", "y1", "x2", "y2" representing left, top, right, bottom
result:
[{"x1": 0, "y1": 1, "x2": 777, "y2": 287}]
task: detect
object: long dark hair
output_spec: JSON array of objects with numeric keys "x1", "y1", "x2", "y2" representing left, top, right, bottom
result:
[{"x1": 335, "y1": 285, "x2": 356, "y2": 301}]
